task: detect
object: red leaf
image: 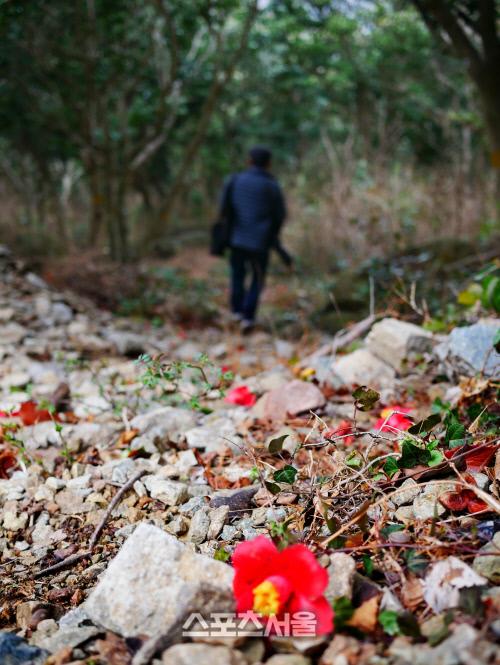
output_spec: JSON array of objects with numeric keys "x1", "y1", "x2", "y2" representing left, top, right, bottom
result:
[
  {"x1": 439, "y1": 490, "x2": 469, "y2": 512},
  {"x1": 0, "y1": 449, "x2": 18, "y2": 479},
  {"x1": 467, "y1": 497, "x2": 489, "y2": 513},
  {"x1": 464, "y1": 445, "x2": 496, "y2": 472},
  {"x1": 225, "y1": 386, "x2": 257, "y2": 407},
  {"x1": 12, "y1": 401, "x2": 59, "y2": 426}
]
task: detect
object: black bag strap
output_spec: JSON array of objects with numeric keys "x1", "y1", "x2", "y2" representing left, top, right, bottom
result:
[{"x1": 220, "y1": 173, "x2": 237, "y2": 221}]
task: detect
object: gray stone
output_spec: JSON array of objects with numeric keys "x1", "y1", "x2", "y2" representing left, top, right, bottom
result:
[
  {"x1": 441, "y1": 320, "x2": 500, "y2": 378},
  {"x1": 105, "y1": 331, "x2": 149, "y2": 355},
  {"x1": 325, "y1": 553, "x2": 356, "y2": 602},
  {"x1": 473, "y1": 532, "x2": 500, "y2": 583},
  {"x1": 366, "y1": 318, "x2": 433, "y2": 372},
  {"x1": 388, "y1": 625, "x2": 484, "y2": 665},
  {"x1": 143, "y1": 476, "x2": 188, "y2": 506},
  {"x1": 0, "y1": 323, "x2": 28, "y2": 345},
  {"x1": 412, "y1": 481, "x2": 455, "y2": 521},
  {"x1": 188, "y1": 507, "x2": 210, "y2": 544},
  {"x1": 84, "y1": 523, "x2": 234, "y2": 638},
  {"x1": 162, "y1": 644, "x2": 247, "y2": 665},
  {"x1": 54, "y1": 489, "x2": 93, "y2": 514},
  {"x1": 263, "y1": 379, "x2": 326, "y2": 420},
  {"x1": 32, "y1": 625, "x2": 101, "y2": 654},
  {"x1": 207, "y1": 505, "x2": 229, "y2": 540},
  {"x1": 179, "y1": 495, "x2": 208, "y2": 515},
  {"x1": 0, "y1": 632, "x2": 48, "y2": 665},
  {"x1": 392, "y1": 478, "x2": 421, "y2": 506},
  {"x1": 130, "y1": 407, "x2": 197, "y2": 447},
  {"x1": 166, "y1": 515, "x2": 189, "y2": 536},
  {"x1": 185, "y1": 416, "x2": 243, "y2": 453},
  {"x1": 266, "y1": 656, "x2": 311, "y2": 665},
  {"x1": 331, "y1": 349, "x2": 395, "y2": 388}
]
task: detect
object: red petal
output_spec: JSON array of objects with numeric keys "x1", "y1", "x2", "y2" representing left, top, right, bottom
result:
[
  {"x1": 15, "y1": 401, "x2": 58, "y2": 426},
  {"x1": 467, "y1": 497, "x2": 489, "y2": 513},
  {"x1": 225, "y1": 386, "x2": 257, "y2": 407},
  {"x1": 0, "y1": 450, "x2": 18, "y2": 479},
  {"x1": 232, "y1": 536, "x2": 279, "y2": 605},
  {"x1": 277, "y1": 544, "x2": 329, "y2": 599},
  {"x1": 439, "y1": 490, "x2": 469, "y2": 512},
  {"x1": 464, "y1": 446, "x2": 496, "y2": 472},
  {"x1": 289, "y1": 593, "x2": 334, "y2": 636}
]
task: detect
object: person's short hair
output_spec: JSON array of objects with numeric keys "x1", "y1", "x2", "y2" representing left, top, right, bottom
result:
[{"x1": 249, "y1": 146, "x2": 272, "y2": 168}]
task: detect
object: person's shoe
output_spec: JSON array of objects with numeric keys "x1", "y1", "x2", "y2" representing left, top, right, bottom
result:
[
  {"x1": 229, "y1": 312, "x2": 243, "y2": 323},
  {"x1": 240, "y1": 319, "x2": 255, "y2": 334}
]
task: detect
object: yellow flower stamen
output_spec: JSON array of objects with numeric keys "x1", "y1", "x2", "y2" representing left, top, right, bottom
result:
[{"x1": 252, "y1": 579, "x2": 281, "y2": 616}]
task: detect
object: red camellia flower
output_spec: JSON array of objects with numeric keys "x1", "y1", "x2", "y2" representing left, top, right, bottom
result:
[
  {"x1": 225, "y1": 386, "x2": 257, "y2": 407},
  {"x1": 324, "y1": 420, "x2": 354, "y2": 445},
  {"x1": 232, "y1": 536, "x2": 334, "y2": 635},
  {"x1": 374, "y1": 405, "x2": 412, "y2": 432}
]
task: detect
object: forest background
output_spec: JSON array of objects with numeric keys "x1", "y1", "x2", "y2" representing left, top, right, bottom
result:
[{"x1": 0, "y1": 0, "x2": 498, "y2": 328}]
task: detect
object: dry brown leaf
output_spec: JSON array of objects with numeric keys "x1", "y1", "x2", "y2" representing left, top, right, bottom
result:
[
  {"x1": 401, "y1": 575, "x2": 424, "y2": 611},
  {"x1": 118, "y1": 429, "x2": 139, "y2": 446},
  {"x1": 95, "y1": 632, "x2": 132, "y2": 665},
  {"x1": 346, "y1": 594, "x2": 380, "y2": 633}
]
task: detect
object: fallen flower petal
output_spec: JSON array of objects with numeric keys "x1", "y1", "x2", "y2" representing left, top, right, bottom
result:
[
  {"x1": 12, "y1": 401, "x2": 60, "y2": 426},
  {"x1": 325, "y1": 420, "x2": 354, "y2": 444},
  {"x1": 375, "y1": 406, "x2": 412, "y2": 432},
  {"x1": 232, "y1": 535, "x2": 333, "y2": 636},
  {"x1": 225, "y1": 386, "x2": 257, "y2": 407}
]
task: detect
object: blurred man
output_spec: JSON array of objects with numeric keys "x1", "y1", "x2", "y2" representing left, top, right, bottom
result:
[{"x1": 219, "y1": 146, "x2": 288, "y2": 332}]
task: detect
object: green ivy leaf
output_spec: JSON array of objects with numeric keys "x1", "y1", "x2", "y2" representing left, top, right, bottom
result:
[
  {"x1": 383, "y1": 456, "x2": 400, "y2": 478},
  {"x1": 333, "y1": 596, "x2": 354, "y2": 630},
  {"x1": 408, "y1": 413, "x2": 441, "y2": 436},
  {"x1": 379, "y1": 610, "x2": 402, "y2": 636},
  {"x1": 273, "y1": 464, "x2": 298, "y2": 484},
  {"x1": 398, "y1": 438, "x2": 431, "y2": 468},
  {"x1": 265, "y1": 481, "x2": 282, "y2": 495}
]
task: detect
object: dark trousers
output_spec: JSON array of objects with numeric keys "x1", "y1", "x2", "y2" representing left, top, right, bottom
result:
[{"x1": 230, "y1": 247, "x2": 269, "y2": 322}]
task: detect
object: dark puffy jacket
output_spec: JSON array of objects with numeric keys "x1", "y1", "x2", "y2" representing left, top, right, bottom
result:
[{"x1": 221, "y1": 166, "x2": 286, "y2": 252}]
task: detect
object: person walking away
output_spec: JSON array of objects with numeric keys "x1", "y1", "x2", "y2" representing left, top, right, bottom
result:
[{"x1": 219, "y1": 146, "x2": 287, "y2": 333}]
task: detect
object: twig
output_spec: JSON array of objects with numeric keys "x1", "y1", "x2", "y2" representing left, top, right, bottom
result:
[
  {"x1": 299, "y1": 313, "x2": 377, "y2": 367},
  {"x1": 34, "y1": 469, "x2": 147, "y2": 578}
]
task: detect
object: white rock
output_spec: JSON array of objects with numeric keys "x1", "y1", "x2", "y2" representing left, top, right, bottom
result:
[
  {"x1": 392, "y1": 478, "x2": 421, "y2": 506},
  {"x1": 84, "y1": 523, "x2": 234, "y2": 638},
  {"x1": 366, "y1": 318, "x2": 433, "y2": 372},
  {"x1": 331, "y1": 349, "x2": 395, "y2": 388},
  {"x1": 143, "y1": 476, "x2": 189, "y2": 506}
]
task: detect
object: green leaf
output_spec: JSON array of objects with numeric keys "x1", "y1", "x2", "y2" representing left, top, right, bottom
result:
[
  {"x1": 273, "y1": 465, "x2": 297, "y2": 484},
  {"x1": 265, "y1": 481, "x2": 282, "y2": 495},
  {"x1": 333, "y1": 596, "x2": 354, "y2": 630},
  {"x1": 345, "y1": 451, "x2": 363, "y2": 468},
  {"x1": 379, "y1": 610, "x2": 402, "y2": 636},
  {"x1": 493, "y1": 328, "x2": 500, "y2": 353},
  {"x1": 427, "y1": 448, "x2": 444, "y2": 466},
  {"x1": 352, "y1": 386, "x2": 380, "y2": 412},
  {"x1": 408, "y1": 413, "x2": 441, "y2": 436},
  {"x1": 268, "y1": 434, "x2": 289, "y2": 454},
  {"x1": 383, "y1": 456, "x2": 400, "y2": 478},
  {"x1": 405, "y1": 549, "x2": 429, "y2": 574},
  {"x1": 214, "y1": 547, "x2": 230, "y2": 562},
  {"x1": 398, "y1": 438, "x2": 431, "y2": 468},
  {"x1": 445, "y1": 418, "x2": 466, "y2": 447},
  {"x1": 381, "y1": 523, "x2": 404, "y2": 538},
  {"x1": 362, "y1": 554, "x2": 374, "y2": 577}
]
